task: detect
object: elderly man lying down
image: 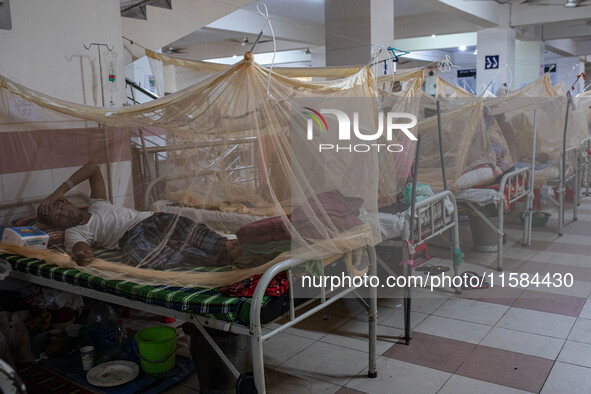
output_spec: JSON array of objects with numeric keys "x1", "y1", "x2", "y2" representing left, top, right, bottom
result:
[{"x1": 37, "y1": 162, "x2": 242, "y2": 269}]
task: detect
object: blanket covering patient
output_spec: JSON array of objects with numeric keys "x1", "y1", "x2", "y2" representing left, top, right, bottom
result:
[{"x1": 37, "y1": 162, "x2": 242, "y2": 269}]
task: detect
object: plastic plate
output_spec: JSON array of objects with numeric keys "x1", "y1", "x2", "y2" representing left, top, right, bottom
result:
[{"x1": 86, "y1": 360, "x2": 139, "y2": 387}]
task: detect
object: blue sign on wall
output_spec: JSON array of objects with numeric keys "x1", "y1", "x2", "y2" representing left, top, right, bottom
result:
[{"x1": 485, "y1": 55, "x2": 499, "y2": 70}]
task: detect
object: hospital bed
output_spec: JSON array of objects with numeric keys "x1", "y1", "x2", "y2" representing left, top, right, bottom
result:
[
  {"x1": 543, "y1": 146, "x2": 580, "y2": 235},
  {"x1": 455, "y1": 166, "x2": 533, "y2": 271},
  {"x1": 376, "y1": 191, "x2": 462, "y2": 287},
  {"x1": 146, "y1": 172, "x2": 463, "y2": 347},
  {"x1": 0, "y1": 195, "x2": 379, "y2": 394}
]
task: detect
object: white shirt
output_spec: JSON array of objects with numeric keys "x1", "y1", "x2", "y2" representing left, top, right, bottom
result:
[{"x1": 65, "y1": 199, "x2": 153, "y2": 252}]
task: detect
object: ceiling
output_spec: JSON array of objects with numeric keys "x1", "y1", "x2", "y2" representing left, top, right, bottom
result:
[
  {"x1": 239, "y1": 0, "x2": 437, "y2": 24},
  {"x1": 242, "y1": 0, "x2": 326, "y2": 24},
  {"x1": 155, "y1": 0, "x2": 591, "y2": 65}
]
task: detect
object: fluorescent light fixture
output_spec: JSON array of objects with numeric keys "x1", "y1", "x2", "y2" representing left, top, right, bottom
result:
[
  {"x1": 564, "y1": 0, "x2": 578, "y2": 7},
  {"x1": 459, "y1": 45, "x2": 467, "y2": 51}
]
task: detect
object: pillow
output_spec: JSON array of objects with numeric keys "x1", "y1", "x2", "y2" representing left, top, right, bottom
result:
[
  {"x1": 11, "y1": 215, "x2": 65, "y2": 249},
  {"x1": 454, "y1": 166, "x2": 500, "y2": 190}
]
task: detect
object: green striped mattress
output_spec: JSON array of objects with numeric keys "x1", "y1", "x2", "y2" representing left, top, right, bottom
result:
[{"x1": 1, "y1": 249, "x2": 275, "y2": 325}]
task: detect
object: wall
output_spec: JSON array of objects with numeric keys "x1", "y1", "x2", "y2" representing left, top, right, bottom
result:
[
  {"x1": 0, "y1": 0, "x2": 125, "y2": 106},
  {"x1": 0, "y1": 1, "x2": 135, "y2": 227},
  {"x1": 514, "y1": 40, "x2": 544, "y2": 89},
  {"x1": 0, "y1": 125, "x2": 134, "y2": 226}
]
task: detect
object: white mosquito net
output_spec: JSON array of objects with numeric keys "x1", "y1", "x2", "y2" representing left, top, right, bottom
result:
[
  {"x1": 407, "y1": 73, "x2": 590, "y2": 192},
  {"x1": 0, "y1": 52, "x2": 412, "y2": 288}
]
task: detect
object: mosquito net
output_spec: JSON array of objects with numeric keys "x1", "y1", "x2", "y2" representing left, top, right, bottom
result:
[
  {"x1": 146, "y1": 48, "x2": 424, "y2": 208},
  {"x1": 578, "y1": 89, "x2": 591, "y2": 133},
  {"x1": 1, "y1": 52, "x2": 418, "y2": 289},
  {"x1": 507, "y1": 73, "x2": 558, "y2": 98},
  {"x1": 436, "y1": 76, "x2": 474, "y2": 98},
  {"x1": 413, "y1": 98, "x2": 498, "y2": 191},
  {"x1": 483, "y1": 74, "x2": 590, "y2": 187},
  {"x1": 411, "y1": 73, "x2": 590, "y2": 193}
]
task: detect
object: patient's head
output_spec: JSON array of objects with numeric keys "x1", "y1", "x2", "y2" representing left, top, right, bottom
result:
[
  {"x1": 536, "y1": 152, "x2": 549, "y2": 164},
  {"x1": 37, "y1": 199, "x2": 87, "y2": 229}
]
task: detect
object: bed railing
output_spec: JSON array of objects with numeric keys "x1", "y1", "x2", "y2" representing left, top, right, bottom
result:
[
  {"x1": 6, "y1": 242, "x2": 378, "y2": 394},
  {"x1": 563, "y1": 146, "x2": 578, "y2": 184},
  {"x1": 2, "y1": 188, "x2": 379, "y2": 394},
  {"x1": 403, "y1": 190, "x2": 461, "y2": 293},
  {"x1": 404, "y1": 192, "x2": 463, "y2": 310},
  {"x1": 376, "y1": 190, "x2": 460, "y2": 282},
  {"x1": 499, "y1": 166, "x2": 531, "y2": 207},
  {"x1": 407, "y1": 190, "x2": 459, "y2": 248},
  {"x1": 143, "y1": 170, "x2": 215, "y2": 209},
  {"x1": 580, "y1": 138, "x2": 591, "y2": 196},
  {"x1": 143, "y1": 166, "x2": 259, "y2": 210},
  {"x1": 132, "y1": 135, "x2": 258, "y2": 206},
  {"x1": 547, "y1": 145, "x2": 579, "y2": 235},
  {"x1": 498, "y1": 166, "x2": 532, "y2": 269},
  {"x1": 462, "y1": 166, "x2": 532, "y2": 271},
  {"x1": 249, "y1": 246, "x2": 378, "y2": 392}
]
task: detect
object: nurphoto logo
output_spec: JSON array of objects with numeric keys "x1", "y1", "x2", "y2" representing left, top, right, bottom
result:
[{"x1": 303, "y1": 107, "x2": 417, "y2": 152}]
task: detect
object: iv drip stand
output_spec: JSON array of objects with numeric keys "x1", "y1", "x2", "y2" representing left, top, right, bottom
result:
[
  {"x1": 84, "y1": 42, "x2": 113, "y2": 107},
  {"x1": 84, "y1": 42, "x2": 114, "y2": 203}
]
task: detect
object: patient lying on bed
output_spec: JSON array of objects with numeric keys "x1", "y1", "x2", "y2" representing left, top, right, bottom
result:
[{"x1": 37, "y1": 162, "x2": 243, "y2": 269}]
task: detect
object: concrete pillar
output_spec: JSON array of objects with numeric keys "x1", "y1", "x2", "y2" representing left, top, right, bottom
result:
[
  {"x1": 476, "y1": 27, "x2": 515, "y2": 95},
  {"x1": 514, "y1": 40, "x2": 544, "y2": 89},
  {"x1": 162, "y1": 64, "x2": 176, "y2": 95},
  {"x1": 325, "y1": 0, "x2": 394, "y2": 66},
  {"x1": 311, "y1": 47, "x2": 326, "y2": 68}
]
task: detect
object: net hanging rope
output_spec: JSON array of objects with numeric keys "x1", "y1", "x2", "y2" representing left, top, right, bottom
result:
[{"x1": 255, "y1": 1, "x2": 277, "y2": 99}]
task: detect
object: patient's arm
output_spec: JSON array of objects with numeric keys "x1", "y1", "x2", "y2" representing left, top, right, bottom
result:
[
  {"x1": 39, "y1": 161, "x2": 107, "y2": 215},
  {"x1": 72, "y1": 241, "x2": 94, "y2": 266}
]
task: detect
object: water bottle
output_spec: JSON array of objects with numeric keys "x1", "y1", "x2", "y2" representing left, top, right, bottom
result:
[
  {"x1": 116, "y1": 319, "x2": 131, "y2": 360},
  {"x1": 86, "y1": 301, "x2": 118, "y2": 349}
]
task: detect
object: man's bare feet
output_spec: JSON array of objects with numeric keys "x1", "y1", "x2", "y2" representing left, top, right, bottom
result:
[{"x1": 226, "y1": 239, "x2": 244, "y2": 260}]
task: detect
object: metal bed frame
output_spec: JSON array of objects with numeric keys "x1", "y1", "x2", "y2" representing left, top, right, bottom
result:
[
  {"x1": 2, "y1": 196, "x2": 378, "y2": 394},
  {"x1": 376, "y1": 191, "x2": 461, "y2": 290},
  {"x1": 8, "y1": 247, "x2": 378, "y2": 394},
  {"x1": 376, "y1": 190, "x2": 462, "y2": 344},
  {"x1": 546, "y1": 146, "x2": 579, "y2": 236},
  {"x1": 456, "y1": 166, "x2": 533, "y2": 271},
  {"x1": 131, "y1": 132, "x2": 258, "y2": 210},
  {"x1": 580, "y1": 138, "x2": 591, "y2": 197},
  {"x1": 143, "y1": 171, "x2": 226, "y2": 210}
]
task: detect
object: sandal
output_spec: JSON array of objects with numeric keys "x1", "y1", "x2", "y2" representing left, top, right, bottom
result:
[
  {"x1": 415, "y1": 263, "x2": 434, "y2": 272},
  {"x1": 415, "y1": 264, "x2": 450, "y2": 275},
  {"x1": 461, "y1": 271, "x2": 490, "y2": 289}
]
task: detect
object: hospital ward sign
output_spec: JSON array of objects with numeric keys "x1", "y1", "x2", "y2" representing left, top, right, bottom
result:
[
  {"x1": 303, "y1": 108, "x2": 417, "y2": 153},
  {"x1": 485, "y1": 55, "x2": 499, "y2": 70}
]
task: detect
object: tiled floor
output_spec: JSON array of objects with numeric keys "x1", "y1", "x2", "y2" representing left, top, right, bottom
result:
[{"x1": 158, "y1": 195, "x2": 591, "y2": 393}]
